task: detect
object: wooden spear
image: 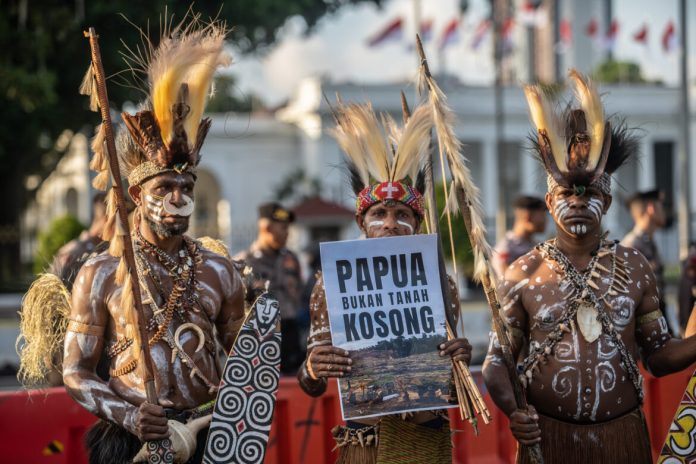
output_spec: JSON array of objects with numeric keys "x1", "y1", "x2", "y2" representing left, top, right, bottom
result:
[
  {"x1": 82, "y1": 27, "x2": 174, "y2": 463},
  {"x1": 401, "y1": 87, "x2": 490, "y2": 430},
  {"x1": 415, "y1": 33, "x2": 543, "y2": 463}
]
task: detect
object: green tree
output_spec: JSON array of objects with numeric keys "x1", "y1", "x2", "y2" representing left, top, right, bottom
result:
[
  {"x1": 435, "y1": 182, "x2": 475, "y2": 277},
  {"x1": 206, "y1": 75, "x2": 265, "y2": 113},
  {"x1": 0, "y1": 0, "x2": 382, "y2": 285},
  {"x1": 33, "y1": 215, "x2": 85, "y2": 274},
  {"x1": 593, "y1": 60, "x2": 647, "y2": 84}
]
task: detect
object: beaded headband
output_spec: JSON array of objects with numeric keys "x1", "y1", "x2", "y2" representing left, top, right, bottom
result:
[
  {"x1": 356, "y1": 181, "x2": 425, "y2": 217},
  {"x1": 127, "y1": 161, "x2": 197, "y2": 186}
]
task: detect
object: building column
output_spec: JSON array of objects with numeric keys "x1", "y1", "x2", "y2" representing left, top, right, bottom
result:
[
  {"x1": 520, "y1": 150, "x2": 537, "y2": 194},
  {"x1": 637, "y1": 137, "x2": 654, "y2": 190}
]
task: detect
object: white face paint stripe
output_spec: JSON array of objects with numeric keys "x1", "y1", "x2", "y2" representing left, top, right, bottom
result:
[
  {"x1": 554, "y1": 199, "x2": 570, "y2": 222},
  {"x1": 366, "y1": 220, "x2": 384, "y2": 229},
  {"x1": 396, "y1": 220, "x2": 414, "y2": 234},
  {"x1": 145, "y1": 194, "x2": 164, "y2": 223},
  {"x1": 587, "y1": 198, "x2": 604, "y2": 221}
]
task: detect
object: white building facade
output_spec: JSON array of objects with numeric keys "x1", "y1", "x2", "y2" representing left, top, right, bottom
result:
[{"x1": 22, "y1": 77, "x2": 694, "y2": 269}]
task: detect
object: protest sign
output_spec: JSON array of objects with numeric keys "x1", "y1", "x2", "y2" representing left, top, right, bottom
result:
[{"x1": 320, "y1": 234, "x2": 456, "y2": 420}]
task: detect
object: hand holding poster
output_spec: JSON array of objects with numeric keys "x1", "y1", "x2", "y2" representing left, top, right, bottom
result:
[{"x1": 320, "y1": 234, "x2": 456, "y2": 420}]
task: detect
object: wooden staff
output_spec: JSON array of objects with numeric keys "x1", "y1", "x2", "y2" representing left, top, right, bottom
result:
[
  {"x1": 401, "y1": 84, "x2": 491, "y2": 431},
  {"x1": 415, "y1": 33, "x2": 543, "y2": 464},
  {"x1": 83, "y1": 28, "x2": 173, "y2": 462}
]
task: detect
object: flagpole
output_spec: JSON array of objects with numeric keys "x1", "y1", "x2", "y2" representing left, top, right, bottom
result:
[
  {"x1": 491, "y1": 0, "x2": 507, "y2": 243},
  {"x1": 413, "y1": 0, "x2": 421, "y2": 67},
  {"x1": 678, "y1": 0, "x2": 692, "y2": 259}
]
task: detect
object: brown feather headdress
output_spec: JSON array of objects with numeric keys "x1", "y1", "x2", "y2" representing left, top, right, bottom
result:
[
  {"x1": 116, "y1": 16, "x2": 231, "y2": 188},
  {"x1": 329, "y1": 100, "x2": 433, "y2": 218},
  {"x1": 524, "y1": 69, "x2": 639, "y2": 194}
]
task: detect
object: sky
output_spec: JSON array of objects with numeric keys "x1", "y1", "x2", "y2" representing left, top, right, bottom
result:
[{"x1": 229, "y1": 0, "x2": 695, "y2": 107}]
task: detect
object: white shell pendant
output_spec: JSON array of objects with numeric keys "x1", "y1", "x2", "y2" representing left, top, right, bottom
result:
[{"x1": 576, "y1": 303, "x2": 602, "y2": 343}]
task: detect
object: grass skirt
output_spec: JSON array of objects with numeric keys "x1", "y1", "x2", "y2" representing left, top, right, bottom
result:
[
  {"x1": 335, "y1": 416, "x2": 451, "y2": 464},
  {"x1": 516, "y1": 408, "x2": 652, "y2": 464}
]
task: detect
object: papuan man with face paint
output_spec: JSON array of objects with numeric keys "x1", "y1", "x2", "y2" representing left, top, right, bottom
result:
[
  {"x1": 296, "y1": 101, "x2": 472, "y2": 464},
  {"x1": 62, "y1": 22, "x2": 245, "y2": 464},
  {"x1": 482, "y1": 70, "x2": 696, "y2": 464}
]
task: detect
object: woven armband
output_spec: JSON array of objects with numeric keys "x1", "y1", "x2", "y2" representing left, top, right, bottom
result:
[
  {"x1": 67, "y1": 320, "x2": 105, "y2": 337},
  {"x1": 637, "y1": 310, "x2": 663, "y2": 326}
]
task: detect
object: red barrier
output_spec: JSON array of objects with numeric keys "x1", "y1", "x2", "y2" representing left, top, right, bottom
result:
[{"x1": 0, "y1": 366, "x2": 690, "y2": 463}]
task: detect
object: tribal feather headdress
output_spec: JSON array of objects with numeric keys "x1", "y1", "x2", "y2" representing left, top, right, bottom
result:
[
  {"x1": 118, "y1": 18, "x2": 232, "y2": 187},
  {"x1": 329, "y1": 101, "x2": 433, "y2": 218},
  {"x1": 81, "y1": 16, "x2": 231, "y2": 286},
  {"x1": 524, "y1": 69, "x2": 639, "y2": 195}
]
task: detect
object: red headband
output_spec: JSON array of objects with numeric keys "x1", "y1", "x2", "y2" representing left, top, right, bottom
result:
[{"x1": 355, "y1": 181, "x2": 425, "y2": 217}]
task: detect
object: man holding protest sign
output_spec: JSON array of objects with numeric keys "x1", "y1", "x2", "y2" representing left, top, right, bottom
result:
[
  {"x1": 482, "y1": 70, "x2": 696, "y2": 463},
  {"x1": 297, "y1": 101, "x2": 471, "y2": 464}
]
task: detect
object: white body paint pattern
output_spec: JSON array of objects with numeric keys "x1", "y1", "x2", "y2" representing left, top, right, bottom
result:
[
  {"x1": 502, "y1": 278, "x2": 530, "y2": 312},
  {"x1": 609, "y1": 295, "x2": 635, "y2": 330},
  {"x1": 484, "y1": 332, "x2": 504, "y2": 367},
  {"x1": 366, "y1": 220, "x2": 385, "y2": 230},
  {"x1": 552, "y1": 366, "x2": 582, "y2": 420},
  {"x1": 591, "y1": 361, "x2": 617, "y2": 421},
  {"x1": 554, "y1": 321, "x2": 580, "y2": 363}
]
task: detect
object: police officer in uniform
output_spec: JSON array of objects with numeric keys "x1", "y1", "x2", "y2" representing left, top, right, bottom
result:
[{"x1": 235, "y1": 202, "x2": 304, "y2": 373}]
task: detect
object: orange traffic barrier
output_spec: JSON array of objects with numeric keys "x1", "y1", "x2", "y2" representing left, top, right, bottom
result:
[{"x1": 0, "y1": 366, "x2": 690, "y2": 463}]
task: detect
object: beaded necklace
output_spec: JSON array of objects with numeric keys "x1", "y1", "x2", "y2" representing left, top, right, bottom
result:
[
  {"x1": 133, "y1": 232, "x2": 200, "y2": 344},
  {"x1": 521, "y1": 239, "x2": 643, "y2": 401},
  {"x1": 132, "y1": 233, "x2": 218, "y2": 393}
]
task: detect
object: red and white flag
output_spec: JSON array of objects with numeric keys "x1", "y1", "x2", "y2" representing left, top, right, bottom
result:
[
  {"x1": 366, "y1": 17, "x2": 403, "y2": 47},
  {"x1": 518, "y1": 1, "x2": 544, "y2": 27},
  {"x1": 556, "y1": 18, "x2": 572, "y2": 53},
  {"x1": 439, "y1": 18, "x2": 460, "y2": 50},
  {"x1": 633, "y1": 23, "x2": 648, "y2": 45},
  {"x1": 420, "y1": 19, "x2": 434, "y2": 43},
  {"x1": 470, "y1": 19, "x2": 491, "y2": 50},
  {"x1": 662, "y1": 20, "x2": 677, "y2": 53},
  {"x1": 585, "y1": 18, "x2": 598, "y2": 39},
  {"x1": 603, "y1": 19, "x2": 619, "y2": 51}
]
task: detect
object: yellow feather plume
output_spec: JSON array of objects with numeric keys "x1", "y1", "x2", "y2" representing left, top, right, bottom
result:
[
  {"x1": 149, "y1": 22, "x2": 231, "y2": 148},
  {"x1": 568, "y1": 69, "x2": 605, "y2": 170},
  {"x1": 523, "y1": 85, "x2": 568, "y2": 172}
]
